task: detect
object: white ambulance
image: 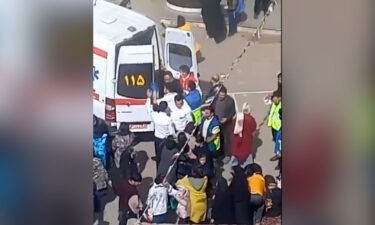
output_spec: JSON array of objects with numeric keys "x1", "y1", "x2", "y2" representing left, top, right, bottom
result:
[{"x1": 93, "y1": 0, "x2": 198, "y2": 132}]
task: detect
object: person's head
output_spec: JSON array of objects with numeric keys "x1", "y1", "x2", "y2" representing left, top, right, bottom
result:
[
  {"x1": 264, "y1": 175, "x2": 277, "y2": 187},
  {"x1": 177, "y1": 15, "x2": 186, "y2": 27},
  {"x1": 158, "y1": 101, "x2": 168, "y2": 113},
  {"x1": 174, "y1": 94, "x2": 184, "y2": 108},
  {"x1": 165, "y1": 136, "x2": 177, "y2": 150},
  {"x1": 277, "y1": 72, "x2": 282, "y2": 85},
  {"x1": 129, "y1": 172, "x2": 142, "y2": 185},
  {"x1": 210, "y1": 75, "x2": 220, "y2": 85},
  {"x1": 177, "y1": 132, "x2": 187, "y2": 145},
  {"x1": 189, "y1": 166, "x2": 204, "y2": 178},
  {"x1": 119, "y1": 122, "x2": 130, "y2": 135},
  {"x1": 272, "y1": 90, "x2": 282, "y2": 104},
  {"x1": 198, "y1": 153, "x2": 208, "y2": 165},
  {"x1": 179, "y1": 65, "x2": 190, "y2": 77},
  {"x1": 195, "y1": 134, "x2": 205, "y2": 145},
  {"x1": 154, "y1": 174, "x2": 165, "y2": 185},
  {"x1": 163, "y1": 71, "x2": 174, "y2": 83},
  {"x1": 184, "y1": 122, "x2": 195, "y2": 135},
  {"x1": 218, "y1": 86, "x2": 228, "y2": 101},
  {"x1": 187, "y1": 81, "x2": 196, "y2": 92},
  {"x1": 202, "y1": 106, "x2": 214, "y2": 119},
  {"x1": 251, "y1": 163, "x2": 263, "y2": 175},
  {"x1": 244, "y1": 164, "x2": 254, "y2": 177}
]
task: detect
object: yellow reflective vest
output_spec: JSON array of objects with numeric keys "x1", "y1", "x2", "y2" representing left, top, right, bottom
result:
[{"x1": 267, "y1": 102, "x2": 281, "y2": 130}]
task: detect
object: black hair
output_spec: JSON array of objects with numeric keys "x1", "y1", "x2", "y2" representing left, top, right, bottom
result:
[
  {"x1": 189, "y1": 166, "x2": 204, "y2": 178},
  {"x1": 177, "y1": 132, "x2": 187, "y2": 145},
  {"x1": 164, "y1": 71, "x2": 173, "y2": 78},
  {"x1": 165, "y1": 136, "x2": 177, "y2": 150},
  {"x1": 195, "y1": 134, "x2": 204, "y2": 143},
  {"x1": 202, "y1": 105, "x2": 214, "y2": 114},
  {"x1": 179, "y1": 65, "x2": 190, "y2": 74},
  {"x1": 244, "y1": 164, "x2": 254, "y2": 177},
  {"x1": 177, "y1": 15, "x2": 186, "y2": 27},
  {"x1": 187, "y1": 81, "x2": 196, "y2": 91},
  {"x1": 272, "y1": 90, "x2": 282, "y2": 98},
  {"x1": 251, "y1": 163, "x2": 263, "y2": 175},
  {"x1": 219, "y1": 86, "x2": 227, "y2": 94},
  {"x1": 184, "y1": 122, "x2": 195, "y2": 135},
  {"x1": 129, "y1": 171, "x2": 142, "y2": 182},
  {"x1": 154, "y1": 174, "x2": 164, "y2": 184},
  {"x1": 264, "y1": 175, "x2": 276, "y2": 186},
  {"x1": 158, "y1": 101, "x2": 168, "y2": 112},
  {"x1": 174, "y1": 94, "x2": 184, "y2": 102}
]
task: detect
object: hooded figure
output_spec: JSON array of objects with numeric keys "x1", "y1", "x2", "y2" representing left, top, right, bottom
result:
[
  {"x1": 211, "y1": 176, "x2": 235, "y2": 224},
  {"x1": 229, "y1": 166, "x2": 252, "y2": 224},
  {"x1": 176, "y1": 167, "x2": 208, "y2": 223}
]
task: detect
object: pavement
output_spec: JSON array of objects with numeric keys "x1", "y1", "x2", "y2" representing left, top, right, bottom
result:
[{"x1": 99, "y1": 1, "x2": 281, "y2": 224}]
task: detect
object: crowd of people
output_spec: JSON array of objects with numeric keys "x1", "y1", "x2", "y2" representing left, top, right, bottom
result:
[{"x1": 93, "y1": 67, "x2": 282, "y2": 224}]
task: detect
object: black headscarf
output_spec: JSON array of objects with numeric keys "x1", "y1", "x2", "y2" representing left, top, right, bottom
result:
[{"x1": 118, "y1": 122, "x2": 131, "y2": 136}]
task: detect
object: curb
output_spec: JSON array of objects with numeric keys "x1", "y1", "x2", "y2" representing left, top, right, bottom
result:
[
  {"x1": 160, "y1": 19, "x2": 281, "y2": 36},
  {"x1": 166, "y1": 2, "x2": 202, "y2": 13}
]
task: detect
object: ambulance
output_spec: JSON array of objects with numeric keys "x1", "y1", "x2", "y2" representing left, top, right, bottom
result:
[{"x1": 93, "y1": 0, "x2": 198, "y2": 132}]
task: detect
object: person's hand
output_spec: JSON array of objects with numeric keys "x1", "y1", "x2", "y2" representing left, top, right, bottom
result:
[
  {"x1": 171, "y1": 153, "x2": 180, "y2": 160},
  {"x1": 163, "y1": 177, "x2": 169, "y2": 186},
  {"x1": 187, "y1": 151, "x2": 197, "y2": 159},
  {"x1": 146, "y1": 89, "x2": 153, "y2": 98},
  {"x1": 220, "y1": 117, "x2": 228, "y2": 124}
]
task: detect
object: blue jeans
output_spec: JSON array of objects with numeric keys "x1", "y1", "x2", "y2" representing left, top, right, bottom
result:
[
  {"x1": 250, "y1": 194, "x2": 265, "y2": 224},
  {"x1": 153, "y1": 213, "x2": 167, "y2": 223}
]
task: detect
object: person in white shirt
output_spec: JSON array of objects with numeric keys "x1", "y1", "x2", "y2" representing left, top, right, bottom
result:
[
  {"x1": 170, "y1": 94, "x2": 193, "y2": 132},
  {"x1": 145, "y1": 175, "x2": 177, "y2": 223},
  {"x1": 157, "y1": 83, "x2": 178, "y2": 111},
  {"x1": 146, "y1": 90, "x2": 176, "y2": 167}
]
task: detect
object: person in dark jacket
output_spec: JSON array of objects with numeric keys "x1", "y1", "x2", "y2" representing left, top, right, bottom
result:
[
  {"x1": 163, "y1": 71, "x2": 183, "y2": 96},
  {"x1": 263, "y1": 175, "x2": 281, "y2": 223},
  {"x1": 254, "y1": 0, "x2": 272, "y2": 19},
  {"x1": 211, "y1": 176, "x2": 235, "y2": 224},
  {"x1": 200, "y1": 0, "x2": 227, "y2": 43},
  {"x1": 157, "y1": 136, "x2": 179, "y2": 185},
  {"x1": 229, "y1": 166, "x2": 252, "y2": 224},
  {"x1": 114, "y1": 171, "x2": 142, "y2": 225}
]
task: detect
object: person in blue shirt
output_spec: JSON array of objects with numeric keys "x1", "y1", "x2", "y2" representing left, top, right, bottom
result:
[
  {"x1": 185, "y1": 81, "x2": 201, "y2": 110},
  {"x1": 185, "y1": 81, "x2": 202, "y2": 125}
]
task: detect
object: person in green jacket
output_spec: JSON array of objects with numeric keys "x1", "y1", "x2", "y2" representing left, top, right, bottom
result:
[{"x1": 267, "y1": 90, "x2": 281, "y2": 141}]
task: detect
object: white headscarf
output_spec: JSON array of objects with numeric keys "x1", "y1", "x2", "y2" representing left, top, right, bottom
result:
[{"x1": 233, "y1": 103, "x2": 251, "y2": 137}]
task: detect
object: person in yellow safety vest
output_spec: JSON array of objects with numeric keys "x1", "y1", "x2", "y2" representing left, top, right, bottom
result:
[
  {"x1": 177, "y1": 15, "x2": 201, "y2": 54},
  {"x1": 267, "y1": 90, "x2": 281, "y2": 141}
]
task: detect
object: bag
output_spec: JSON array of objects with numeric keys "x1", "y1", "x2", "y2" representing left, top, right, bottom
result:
[{"x1": 169, "y1": 196, "x2": 179, "y2": 210}]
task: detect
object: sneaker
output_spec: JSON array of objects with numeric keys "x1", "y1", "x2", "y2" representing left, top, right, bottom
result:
[{"x1": 270, "y1": 154, "x2": 281, "y2": 161}]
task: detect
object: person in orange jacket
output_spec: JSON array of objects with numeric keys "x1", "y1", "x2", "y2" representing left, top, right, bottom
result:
[{"x1": 179, "y1": 65, "x2": 197, "y2": 93}]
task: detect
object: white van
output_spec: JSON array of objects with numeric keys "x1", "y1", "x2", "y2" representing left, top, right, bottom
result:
[{"x1": 93, "y1": 0, "x2": 198, "y2": 132}]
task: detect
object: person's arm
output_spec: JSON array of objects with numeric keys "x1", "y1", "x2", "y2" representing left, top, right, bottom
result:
[
  {"x1": 168, "y1": 119, "x2": 176, "y2": 137},
  {"x1": 207, "y1": 126, "x2": 220, "y2": 142}
]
